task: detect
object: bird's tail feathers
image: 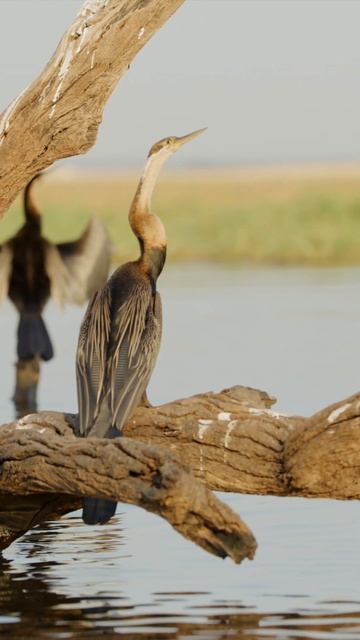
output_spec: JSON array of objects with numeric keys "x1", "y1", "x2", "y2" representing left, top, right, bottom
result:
[
  {"x1": 82, "y1": 498, "x2": 117, "y2": 525},
  {"x1": 17, "y1": 312, "x2": 54, "y2": 361}
]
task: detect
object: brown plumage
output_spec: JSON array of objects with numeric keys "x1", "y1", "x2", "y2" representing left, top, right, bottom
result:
[
  {"x1": 0, "y1": 174, "x2": 111, "y2": 361},
  {"x1": 77, "y1": 128, "x2": 206, "y2": 525}
]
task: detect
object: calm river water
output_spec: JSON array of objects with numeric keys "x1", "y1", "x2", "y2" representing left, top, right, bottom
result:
[{"x1": 1, "y1": 265, "x2": 360, "y2": 639}]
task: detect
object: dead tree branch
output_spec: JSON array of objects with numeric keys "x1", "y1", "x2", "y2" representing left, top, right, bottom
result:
[
  {"x1": 124, "y1": 385, "x2": 360, "y2": 499},
  {"x1": 0, "y1": 412, "x2": 256, "y2": 562},
  {"x1": 0, "y1": 0, "x2": 185, "y2": 214},
  {"x1": 1, "y1": 385, "x2": 360, "y2": 556}
]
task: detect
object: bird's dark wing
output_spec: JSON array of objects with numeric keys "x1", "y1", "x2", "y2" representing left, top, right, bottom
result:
[
  {"x1": 76, "y1": 268, "x2": 162, "y2": 438},
  {"x1": 76, "y1": 285, "x2": 112, "y2": 436},
  {"x1": 0, "y1": 242, "x2": 12, "y2": 304},
  {"x1": 50, "y1": 217, "x2": 111, "y2": 306},
  {"x1": 109, "y1": 288, "x2": 162, "y2": 430}
]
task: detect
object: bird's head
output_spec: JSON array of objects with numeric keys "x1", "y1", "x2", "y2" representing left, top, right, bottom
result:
[
  {"x1": 147, "y1": 128, "x2": 207, "y2": 160},
  {"x1": 130, "y1": 128, "x2": 206, "y2": 258}
]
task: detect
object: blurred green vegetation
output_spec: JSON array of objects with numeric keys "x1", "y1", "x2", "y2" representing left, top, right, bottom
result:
[{"x1": 3, "y1": 166, "x2": 360, "y2": 265}]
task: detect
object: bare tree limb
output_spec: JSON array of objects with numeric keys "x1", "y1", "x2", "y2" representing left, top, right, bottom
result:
[
  {"x1": 124, "y1": 385, "x2": 287, "y2": 494},
  {"x1": 0, "y1": 0, "x2": 185, "y2": 214},
  {"x1": 124, "y1": 385, "x2": 360, "y2": 499},
  {"x1": 1, "y1": 385, "x2": 360, "y2": 556},
  {"x1": 0, "y1": 413, "x2": 256, "y2": 562}
]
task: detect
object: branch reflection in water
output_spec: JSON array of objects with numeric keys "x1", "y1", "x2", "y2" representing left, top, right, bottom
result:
[{"x1": 0, "y1": 514, "x2": 360, "y2": 639}]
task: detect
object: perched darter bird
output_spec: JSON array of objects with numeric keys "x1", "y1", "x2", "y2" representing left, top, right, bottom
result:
[
  {"x1": 0, "y1": 174, "x2": 111, "y2": 361},
  {"x1": 77, "y1": 128, "x2": 206, "y2": 525}
]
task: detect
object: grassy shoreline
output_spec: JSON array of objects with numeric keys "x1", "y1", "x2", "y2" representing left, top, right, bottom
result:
[{"x1": 3, "y1": 164, "x2": 360, "y2": 266}]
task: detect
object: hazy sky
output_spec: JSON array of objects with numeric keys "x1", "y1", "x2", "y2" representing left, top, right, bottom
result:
[{"x1": 1, "y1": 0, "x2": 360, "y2": 168}]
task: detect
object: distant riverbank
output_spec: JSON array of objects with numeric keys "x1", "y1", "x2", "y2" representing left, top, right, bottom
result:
[{"x1": 3, "y1": 163, "x2": 360, "y2": 266}]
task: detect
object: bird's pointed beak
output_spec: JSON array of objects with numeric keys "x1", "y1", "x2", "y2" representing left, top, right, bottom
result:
[{"x1": 175, "y1": 127, "x2": 207, "y2": 148}]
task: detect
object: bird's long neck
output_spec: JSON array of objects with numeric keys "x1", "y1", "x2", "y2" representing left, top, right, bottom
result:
[
  {"x1": 129, "y1": 151, "x2": 168, "y2": 281},
  {"x1": 24, "y1": 177, "x2": 41, "y2": 230},
  {"x1": 133, "y1": 150, "x2": 169, "y2": 213}
]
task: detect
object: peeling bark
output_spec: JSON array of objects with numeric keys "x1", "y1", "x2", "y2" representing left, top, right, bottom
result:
[
  {"x1": 1, "y1": 385, "x2": 360, "y2": 557},
  {"x1": 0, "y1": 0, "x2": 185, "y2": 214}
]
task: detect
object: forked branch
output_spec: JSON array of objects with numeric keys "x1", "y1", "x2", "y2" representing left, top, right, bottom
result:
[{"x1": 1, "y1": 385, "x2": 360, "y2": 557}]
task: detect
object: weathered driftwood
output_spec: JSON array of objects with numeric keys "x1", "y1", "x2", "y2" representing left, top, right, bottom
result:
[
  {"x1": 124, "y1": 385, "x2": 360, "y2": 499},
  {"x1": 0, "y1": 409, "x2": 256, "y2": 562},
  {"x1": 0, "y1": 0, "x2": 185, "y2": 214},
  {"x1": 1, "y1": 384, "x2": 360, "y2": 558}
]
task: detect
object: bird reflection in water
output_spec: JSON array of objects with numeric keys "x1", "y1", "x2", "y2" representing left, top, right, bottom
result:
[{"x1": 0, "y1": 174, "x2": 111, "y2": 418}]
